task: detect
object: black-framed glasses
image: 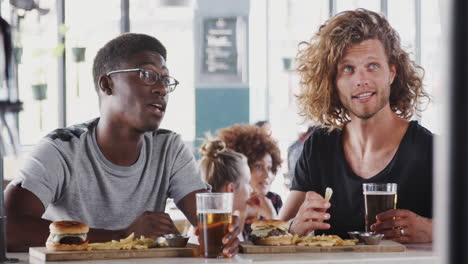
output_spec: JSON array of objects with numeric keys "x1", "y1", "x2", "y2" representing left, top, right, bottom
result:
[{"x1": 106, "y1": 68, "x2": 179, "y2": 93}]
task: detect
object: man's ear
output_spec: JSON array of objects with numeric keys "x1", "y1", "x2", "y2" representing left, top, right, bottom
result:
[
  {"x1": 223, "y1": 182, "x2": 235, "y2": 193},
  {"x1": 389, "y1": 64, "x2": 397, "y2": 85},
  {"x1": 98, "y1": 75, "x2": 113, "y2": 95}
]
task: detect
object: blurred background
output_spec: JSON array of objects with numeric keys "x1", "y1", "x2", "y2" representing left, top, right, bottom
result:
[{"x1": 2, "y1": 0, "x2": 443, "y2": 203}]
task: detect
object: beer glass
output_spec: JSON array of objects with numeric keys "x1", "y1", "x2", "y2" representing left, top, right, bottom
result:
[
  {"x1": 196, "y1": 193, "x2": 233, "y2": 258},
  {"x1": 363, "y1": 183, "x2": 397, "y2": 232}
]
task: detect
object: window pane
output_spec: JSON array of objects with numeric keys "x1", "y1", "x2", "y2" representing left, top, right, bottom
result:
[
  {"x1": 388, "y1": 0, "x2": 416, "y2": 60},
  {"x1": 16, "y1": 0, "x2": 59, "y2": 144},
  {"x1": 266, "y1": 0, "x2": 329, "y2": 195},
  {"x1": 336, "y1": 0, "x2": 380, "y2": 14},
  {"x1": 420, "y1": 0, "x2": 443, "y2": 133},
  {"x1": 130, "y1": 1, "x2": 196, "y2": 142},
  {"x1": 65, "y1": 0, "x2": 120, "y2": 126}
]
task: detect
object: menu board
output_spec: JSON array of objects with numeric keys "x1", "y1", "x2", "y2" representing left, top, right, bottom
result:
[{"x1": 200, "y1": 16, "x2": 247, "y2": 84}]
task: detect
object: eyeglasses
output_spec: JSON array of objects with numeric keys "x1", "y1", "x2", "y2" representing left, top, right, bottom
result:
[{"x1": 106, "y1": 68, "x2": 179, "y2": 93}]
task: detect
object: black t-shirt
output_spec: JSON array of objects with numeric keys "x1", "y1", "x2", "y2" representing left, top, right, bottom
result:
[{"x1": 291, "y1": 121, "x2": 433, "y2": 238}]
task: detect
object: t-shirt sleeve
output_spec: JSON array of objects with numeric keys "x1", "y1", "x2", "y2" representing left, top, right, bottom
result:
[
  {"x1": 290, "y1": 134, "x2": 316, "y2": 192},
  {"x1": 10, "y1": 139, "x2": 69, "y2": 209},
  {"x1": 167, "y1": 135, "x2": 209, "y2": 204}
]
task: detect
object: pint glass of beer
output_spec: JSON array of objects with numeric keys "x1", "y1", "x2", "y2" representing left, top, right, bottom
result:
[
  {"x1": 196, "y1": 193, "x2": 233, "y2": 258},
  {"x1": 363, "y1": 183, "x2": 397, "y2": 232}
]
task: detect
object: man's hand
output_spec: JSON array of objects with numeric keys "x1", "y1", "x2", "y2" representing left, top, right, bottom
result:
[
  {"x1": 246, "y1": 193, "x2": 277, "y2": 220},
  {"x1": 195, "y1": 211, "x2": 241, "y2": 258},
  {"x1": 289, "y1": 191, "x2": 331, "y2": 236},
  {"x1": 221, "y1": 212, "x2": 241, "y2": 257},
  {"x1": 371, "y1": 209, "x2": 432, "y2": 243},
  {"x1": 122, "y1": 211, "x2": 179, "y2": 238}
]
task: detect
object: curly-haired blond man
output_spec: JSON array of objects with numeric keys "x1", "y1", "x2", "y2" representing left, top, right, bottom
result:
[{"x1": 279, "y1": 9, "x2": 433, "y2": 244}]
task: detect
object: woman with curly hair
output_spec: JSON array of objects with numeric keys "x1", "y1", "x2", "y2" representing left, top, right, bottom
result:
[
  {"x1": 279, "y1": 9, "x2": 433, "y2": 244},
  {"x1": 217, "y1": 124, "x2": 282, "y2": 238}
]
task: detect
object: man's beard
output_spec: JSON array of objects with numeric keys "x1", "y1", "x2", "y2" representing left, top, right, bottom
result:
[{"x1": 341, "y1": 91, "x2": 390, "y2": 120}]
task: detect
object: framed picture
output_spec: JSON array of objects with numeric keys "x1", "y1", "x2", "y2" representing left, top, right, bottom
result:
[{"x1": 198, "y1": 16, "x2": 248, "y2": 85}]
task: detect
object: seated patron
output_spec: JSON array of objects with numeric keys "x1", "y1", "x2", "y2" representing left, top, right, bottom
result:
[
  {"x1": 5, "y1": 33, "x2": 240, "y2": 255},
  {"x1": 198, "y1": 139, "x2": 252, "y2": 238},
  {"x1": 279, "y1": 9, "x2": 433, "y2": 244},
  {"x1": 217, "y1": 124, "x2": 283, "y2": 239}
]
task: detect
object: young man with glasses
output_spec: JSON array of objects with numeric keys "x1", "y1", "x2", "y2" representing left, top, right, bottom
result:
[{"x1": 5, "y1": 33, "x2": 241, "y2": 256}]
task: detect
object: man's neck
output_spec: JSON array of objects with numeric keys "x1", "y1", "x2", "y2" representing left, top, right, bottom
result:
[
  {"x1": 343, "y1": 106, "x2": 409, "y2": 158},
  {"x1": 95, "y1": 117, "x2": 145, "y2": 166}
]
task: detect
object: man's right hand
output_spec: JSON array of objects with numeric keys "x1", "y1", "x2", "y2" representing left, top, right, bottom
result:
[
  {"x1": 122, "y1": 211, "x2": 179, "y2": 238},
  {"x1": 289, "y1": 191, "x2": 331, "y2": 236}
]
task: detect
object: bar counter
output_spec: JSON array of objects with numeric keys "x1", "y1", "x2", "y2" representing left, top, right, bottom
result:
[{"x1": 8, "y1": 243, "x2": 436, "y2": 264}]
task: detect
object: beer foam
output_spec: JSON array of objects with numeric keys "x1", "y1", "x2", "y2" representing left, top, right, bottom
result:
[
  {"x1": 363, "y1": 191, "x2": 396, "y2": 195},
  {"x1": 197, "y1": 209, "x2": 232, "y2": 214}
]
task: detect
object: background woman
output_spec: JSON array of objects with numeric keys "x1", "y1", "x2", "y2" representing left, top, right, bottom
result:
[
  {"x1": 198, "y1": 139, "x2": 252, "y2": 237},
  {"x1": 217, "y1": 124, "x2": 282, "y2": 238}
]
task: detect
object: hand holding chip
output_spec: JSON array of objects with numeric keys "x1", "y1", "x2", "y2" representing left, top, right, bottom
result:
[{"x1": 289, "y1": 188, "x2": 333, "y2": 236}]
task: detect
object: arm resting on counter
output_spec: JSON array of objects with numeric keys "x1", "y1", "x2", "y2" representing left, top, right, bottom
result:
[
  {"x1": 176, "y1": 189, "x2": 208, "y2": 227},
  {"x1": 5, "y1": 184, "x2": 126, "y2": 252}
]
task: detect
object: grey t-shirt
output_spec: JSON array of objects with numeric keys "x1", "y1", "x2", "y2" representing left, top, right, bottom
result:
[{"x1": 11, "y1": 118, "x2": 208, "y2": 230}]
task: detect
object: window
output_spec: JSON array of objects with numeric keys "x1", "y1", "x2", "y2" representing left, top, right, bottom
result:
[{"x1": 65, "y1": 0, "x2": 120, "y2": 126}]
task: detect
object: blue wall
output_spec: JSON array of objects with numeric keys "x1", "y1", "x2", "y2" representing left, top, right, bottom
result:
[{"x1": 195, "y1": 87, "x2": 249, "y2": 140}]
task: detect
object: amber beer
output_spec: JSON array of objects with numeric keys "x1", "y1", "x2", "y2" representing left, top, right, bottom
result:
[
  {"x1": 197, "y1": 210, "x2": 232, "y2": 258},
  {"x1": 363, "y1": 183, "x2": 398, "y2": 232},
  {"x1": 196, "y1": 193, "x2": 233, "y2": 258}
]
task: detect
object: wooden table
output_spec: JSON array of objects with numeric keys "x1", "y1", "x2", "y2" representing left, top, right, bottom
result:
[{"x1": 8, "y1": 243, "x2": 437, "y2": 264}]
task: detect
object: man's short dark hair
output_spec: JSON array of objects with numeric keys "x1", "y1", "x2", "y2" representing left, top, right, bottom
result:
[{"x1": 92, "y1": 33, "x2": 167, "y2": 92}]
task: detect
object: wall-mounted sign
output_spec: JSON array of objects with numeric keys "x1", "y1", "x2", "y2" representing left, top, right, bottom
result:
[{"x1": 199, "y1": 16, "x2": 248, "y2": 85}]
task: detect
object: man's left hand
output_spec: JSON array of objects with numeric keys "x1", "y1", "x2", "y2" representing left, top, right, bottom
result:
[
  {"x1": 371, "y1": 209, "x2": 432, "y2": 243},
  {"x1": 221, "y1": 212, "x2": 241, "y2": 257},
  {"x1": 195, "y1": 211, "x2": 241, "y2": 258}
]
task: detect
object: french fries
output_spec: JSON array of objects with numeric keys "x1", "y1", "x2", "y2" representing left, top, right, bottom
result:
[
  {"x1": 87, "y1": 233, "x2": 168, "y2": 250},
  {"x1": 293, "y1": 234, "x2": 357, "y2": 247}
]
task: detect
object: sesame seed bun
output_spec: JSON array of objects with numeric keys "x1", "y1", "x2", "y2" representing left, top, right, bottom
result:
[{"x1": 49, "y1": 221, "x2": 89, "y2": 235}]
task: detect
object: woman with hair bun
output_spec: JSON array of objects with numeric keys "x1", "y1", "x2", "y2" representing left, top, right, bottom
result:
[
  {"x1": 217, "y1": 124, "x2": 282, "y2": 238},
  {"x1": 198, "y1": 139, "x2": 252, "y2": 235}
]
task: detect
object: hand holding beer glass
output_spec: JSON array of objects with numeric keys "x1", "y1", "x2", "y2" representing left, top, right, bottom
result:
[
  {"x1": 196, "y1": 193, "x2": 233, "y2": 258},
  {"x1": 363, "y1": 183, "x2": 397, "y2": 232}
]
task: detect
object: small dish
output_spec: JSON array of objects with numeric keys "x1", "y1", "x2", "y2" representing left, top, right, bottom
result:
[
  {"x1": 359, "y1": 232, "x2": 384, "y2": 245},
  {"x1": 164, "y1": 234, "x2": 189, "y2": 247},
  {"x1": 347, "y1": 231, "x2": 365, "y2": 243}
]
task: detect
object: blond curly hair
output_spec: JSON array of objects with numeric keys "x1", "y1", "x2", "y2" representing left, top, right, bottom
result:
[{"x1": 296, "y1": 8, "x2": 430, "y2": 129}]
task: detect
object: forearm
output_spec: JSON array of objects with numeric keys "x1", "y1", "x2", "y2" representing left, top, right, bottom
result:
[
  {"x1": 7, "y1": 214, "x2": 51, "y2": 252},
  {"x1": 7, "y1": 214, "x2": 126, "y2": 252},
  {"x1": 177, "y1": 189, "x2": 208, "y2": 227}
]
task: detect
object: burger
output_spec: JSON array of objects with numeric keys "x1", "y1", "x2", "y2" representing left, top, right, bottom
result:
[
  {"x1": 46, "y1": 221, "x2": 89, "y2": 251},
  {"x1": 249, "y1": 220, "x2": 293, "y2": 246}
]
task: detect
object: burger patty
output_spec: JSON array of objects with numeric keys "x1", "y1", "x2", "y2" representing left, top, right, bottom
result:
[
  {"x1": 59, "y1": 236, "x2": 84, "y2": 245},
  {"x1": 250, "y1": 228, "x2": 288, "y2": 241}
]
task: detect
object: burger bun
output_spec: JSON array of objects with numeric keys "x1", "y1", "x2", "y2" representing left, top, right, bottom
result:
[
  {"x1": 46, "y1": 241, "x2": 89, "y2": 251},
  {"x1": 49, "y1": 221, "x2": 89, "y2": 235},
  {"x1": 252, "y1": 235, "x2": 293, "y2": 246}
]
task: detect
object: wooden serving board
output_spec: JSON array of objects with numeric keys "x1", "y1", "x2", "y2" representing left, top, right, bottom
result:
[
  {"x1": 29, "y1": 244, "x2": 199, "y2": 261},
  {"x1": 240, "y1": 240, "x2": 405, "y2": 254}
]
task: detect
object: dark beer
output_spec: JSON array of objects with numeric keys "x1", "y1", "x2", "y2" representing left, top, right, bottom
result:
[
  {"x1": 364, "y1": 192, "x2": 397, "y2": 232},
  {"x1": 197, "y1": 211, "x2": 232, "y2": 258}
]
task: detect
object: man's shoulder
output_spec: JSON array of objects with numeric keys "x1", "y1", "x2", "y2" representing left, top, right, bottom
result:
[
  {"x1": 408, "y1": 120, "x2": 433, "y2": 143},
  {"x1": 308, "y1": 125, "x2": 341, "y2": 142},
  {"x1": 45, "y1": 118, "x2": 98, "y2": 142}
]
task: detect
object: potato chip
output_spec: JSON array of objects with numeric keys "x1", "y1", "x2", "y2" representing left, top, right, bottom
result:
[{"x1": 324, "y1": 187, "x2": 333, "y2": 202}]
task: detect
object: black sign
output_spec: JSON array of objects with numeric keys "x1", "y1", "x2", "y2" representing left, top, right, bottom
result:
[{"x1": 202, "y1": 17, "x2": 239, "y2": 77}]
